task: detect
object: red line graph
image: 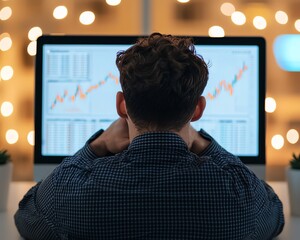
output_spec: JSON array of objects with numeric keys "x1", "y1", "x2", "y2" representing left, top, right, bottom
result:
[{"x1": 50, "y1": 72, "x2": 119, "y2": 109}]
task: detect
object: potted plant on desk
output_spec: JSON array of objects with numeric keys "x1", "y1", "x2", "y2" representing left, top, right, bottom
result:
[
  {"x1": 0, "y1": 149, "x2": 13, "y2": 211},
  {"x1": 287, "y1": 153, "x2": 300, "y2": 216}
]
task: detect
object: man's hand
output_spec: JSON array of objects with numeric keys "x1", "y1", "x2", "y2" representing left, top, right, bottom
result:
[
  {"x1": 89, "y1": 118, "x2": 130, "y2": 157},
  {"x1": 188, "y1": 125, "x2": 210, "y2": 155}
]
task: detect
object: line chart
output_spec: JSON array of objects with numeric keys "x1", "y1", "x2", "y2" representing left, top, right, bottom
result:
[
  {"x1": 206, "y1": 62, "x2": 248, "y2": 101},
  {"x1": 50, "y1": 72, "x2": 119, "y2": 110}
]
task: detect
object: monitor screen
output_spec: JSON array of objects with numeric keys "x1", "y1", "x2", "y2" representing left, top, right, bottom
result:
[{"x1": 35, "y1": 35, "x2": 265, "y2": 165}]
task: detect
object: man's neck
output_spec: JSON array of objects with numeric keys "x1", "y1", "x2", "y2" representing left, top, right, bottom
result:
[{"x1": 126, "y1": 119, "x2": 210, "y2": 153}]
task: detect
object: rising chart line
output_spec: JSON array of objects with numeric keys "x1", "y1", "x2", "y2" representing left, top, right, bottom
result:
[
  {"x1": 206, "y1": 62, "x2": 248, "y2": 101},
  {"x1": 50, "y1": 72, "x2": 119, "y2": 110}
]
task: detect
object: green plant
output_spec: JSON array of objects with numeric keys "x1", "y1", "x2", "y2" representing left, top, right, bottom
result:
[
  {"x1": 290, "y1": 153, "x2": 300, "y2": 170},
  {"x1": 0, "y1": 149, "x2": 11, "y2": 165}
]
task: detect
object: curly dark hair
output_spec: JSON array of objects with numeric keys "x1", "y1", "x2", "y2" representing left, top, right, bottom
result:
[{"x1": 116, "y1": 32, "x2": 209, "y2": 131}]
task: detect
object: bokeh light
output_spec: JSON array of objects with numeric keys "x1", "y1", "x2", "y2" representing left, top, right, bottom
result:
[
  {"x1": 265, "y1": 97, "x2": 276, "y2": 113},
  {"x1": 79, "y1": 11, "x2": 95, "y2": 25},
  {"x1": 27, "y1": 41, "x2": 37, "y2": 56},
  {"x1": 0, "y1": 36, "x2": 12, "y2": 51},
  {"x1": 275, "y1": 11, "x2": 288, "y2": 25},
  {"x1": 177, "y1": 0, "x2": 190, "y2": 3},
  {"x1": 1, "y1": 101, "x2": 13, "y2": 117},
  {"x1": 220, "y1": 2, "x2": 235, "y2": 16},
  {"x1": 208, "y1": 26, "x2": 225, "y2": 37},
  {"x1": 286, "y1": 129, "x2": 299, "y2": 144},
  {"x1": 295, "y1": 19, "x2": 300, "y2": 32},
  {"x1": 0, "y1": 65, "x2": 14, "y2": 81},
  {"x1": 53, "y1": 6, "x2": 68, "y2": 20},
  {"x1": 0, "y1": 6, "x2": 12, "y2": 21},
  {"x1": 6, "y1": 129, "x2": 19, "y2": 144},
  {"x1": 231, "y1": 11, "x2": 246, "y2": 25},
  {"x1": 27, "y1": 131, "x2": 35, "y2": 146},
  {"x1": 106, "y1": 0, "x2": 122, "y2": 6},
  {"x1": 271, "y1": 134, "x2": 284, "y2": 150},
  {"x1": 253, "y1": 16, "x2": 267, "y2": 30},
  {"x1": 28, "y1": 26, "x2": 42, "y2": 41}
]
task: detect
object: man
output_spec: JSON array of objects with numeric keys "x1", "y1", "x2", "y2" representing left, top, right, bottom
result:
[{"x1": 15, "y1": 33, "x2": 284, "y2": 239}]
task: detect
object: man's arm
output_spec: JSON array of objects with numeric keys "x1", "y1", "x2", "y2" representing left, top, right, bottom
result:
[
  {"x1": 89, "y1": 118, "x2": 129, "y2": 156},
  {"x1": 14, "y1": 175, "x2": 59, "y2": 240},
  {"x1": 251, "y1": 178, "x2": 285, "y2": 238},
  {"x1": 15, "y1": 118, "x2": 129, "y2": 239},
  {"x1": 188, "y1": 125, "x2": 284, "y2": 239}
]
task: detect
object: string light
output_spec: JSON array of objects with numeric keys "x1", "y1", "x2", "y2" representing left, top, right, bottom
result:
[
  {"x1": 295, "y1": 19, "x2": 300, "y2": 32},
  {"x1": 177, "y1": 0, "x2": 190, "y2": 3},
  {"x1": 253, "y1": 16, "x2": 267, "y2": 30},
  {"x1": 275, "y1": 11, "x2": 288, "y2": 25},
  {"x1": 286, "y1": 129, "x2": 299, "y2": 144},
  {"x1": 271, "y1": 134, "x2": 284, "y2": 150},
  {"x1": 220, "y1": 3, "x2": 235, "y2": 16},
  {"x1": 0, "y1": 101, "x2": 13, "y2": 117},
  {"x1": 208, "y1": 26, "x2": 225, "y2": 37},
  {"x1": 6, "y1": 129, "x2": 19, "y2": 144},
  {"x1": 0, "y1": 36, "x2": 12, "y2": 51},
  {"x1": 265, "y1": 97, "x2": 276, "y2": 113},
  {"x1": 79, "y1": 11, "x2": 95, "y2": 25},
  {"x1": 28, "y1": 26, "x2": 42, "y2": 41},
  {"x1": 0, "y1": 65, "x2": 14, "y2": 81},
  {"x1": 53, "y1": 6, "x2": 68, "y2": 20},
  {"x1": 27, "y1": 41, "x2": 37, "y2": 56},
  {"x1": 231, "y1": 11, "x2": 246, "y2": 25},
  {"x1": 27, "y1": 131, "x2": 35, "y2": 146},
  {"x1": 0, "y1": 6, "x2": 12, "y2": 21},
  {"x1": 106, "y1": 0, "x2": 122, "y2": 6}
]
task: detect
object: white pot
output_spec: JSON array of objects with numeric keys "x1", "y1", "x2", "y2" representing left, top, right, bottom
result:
[
  {"x1": 0, "y1": 162, "x2": 12, "y2": 212},
  {"x1": 286, "y1": 167, "x2": 300, "y2": 217}
]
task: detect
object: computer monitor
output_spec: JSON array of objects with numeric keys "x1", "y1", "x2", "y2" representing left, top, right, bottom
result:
[{"x1": 34, "y1": 35, "x2": 266, "y2": 180}]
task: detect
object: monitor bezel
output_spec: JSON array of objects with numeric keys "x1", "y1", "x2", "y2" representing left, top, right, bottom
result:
[{"x1": 35, "y1": 35, "x2": 266, "y2": 165}]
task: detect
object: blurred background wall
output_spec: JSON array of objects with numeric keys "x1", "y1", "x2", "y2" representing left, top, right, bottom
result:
[{"x1": 0, "y1": 0, "x2": 300, "y2": 181}]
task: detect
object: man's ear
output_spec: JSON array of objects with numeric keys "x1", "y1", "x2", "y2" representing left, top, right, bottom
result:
[
  {"x1": 191, "y1": 96, "x2": 206, "y2": 122},
  {"x1": 116, "y1": 91, "x2": 128, "y2": 118}
]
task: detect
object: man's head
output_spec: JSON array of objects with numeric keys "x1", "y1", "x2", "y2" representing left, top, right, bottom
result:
[{"x1": 116, "y1": 32, "x2": 209, "y2": 132}]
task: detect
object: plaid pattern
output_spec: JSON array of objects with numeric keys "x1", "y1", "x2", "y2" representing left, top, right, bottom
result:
[{"x1": 15, "y1": 130, "x2": 284, "y2": 239}]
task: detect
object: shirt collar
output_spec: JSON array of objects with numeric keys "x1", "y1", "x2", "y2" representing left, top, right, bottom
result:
[{"x1": 128, "y1": 132, "x2": 189, "y2": 154}]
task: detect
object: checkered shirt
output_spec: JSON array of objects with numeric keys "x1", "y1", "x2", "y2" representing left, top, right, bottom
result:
[{"x1": 14, "y1": 130, "x2": 284, "y2": 239}]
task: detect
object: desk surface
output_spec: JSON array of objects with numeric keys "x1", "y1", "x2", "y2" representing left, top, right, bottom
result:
[{"x1": 1, "y1": 181, "x2": 299, "y2": 239}]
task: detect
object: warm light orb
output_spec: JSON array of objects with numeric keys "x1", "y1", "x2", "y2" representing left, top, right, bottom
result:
[
  {"x1": 28, "y1": 26, "x2": 42, "y2": 41},
  {"x1": 177, "y1": 0, "x2": 190, "y2": 3},
  {"x1": 275, "y1": 11, "x2": 288, "y2": 25},
  {"x1": 106, "y1": 0, "x2": 122, "y2": 6},
  {"x1": 6, "y1": 129, "x2": 19, "y2": 144},
  {"x1": 208, "y1": 26, "x2": 225, "y2": 37},
  {"x1": 271, "y1": 134, "x2": 284, "y2": 150},
  {"x1": 53, "y1": 6, "x2": 68, "y2": 20},
  {"x1": 220, "y1": 2, "x2": 235, "y2": 16},
  {"x1": 0, "y1": 36, "x2": 12, "y2": 51},
  {"x1": 265, "y1": 97, "x2": 276, "y2": 113},
  {"x1": 0, "y1": 6, "x2": 12, "y2": 21},
  {"x1": 79, "y1": 11, "x2": 95, "y2": 25},
  {"x1": 27, "y1": 41, "x2": 37, "y2": 56},
  {"x1": 253, "y1": 16, "x2": 267, "y2": 30},
  {"x1": 295, "y1": 19, "x2": 300, "y2": 32},
  {"x1": 0, "y1": 65, "x2": 14, "y2": 81},
  {"x1": 231, "y1": 11, "x2": 246, "y2": 25},
  {"x1": 1, "y1": 101, "x2": 13, "y2": 117},
  {"x1": 286, "y1": 129, "x2": 299, "y2": 144},
  {"x1": 27, "y1": 130, "x2": 35, "y2": 146}
]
